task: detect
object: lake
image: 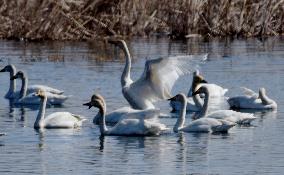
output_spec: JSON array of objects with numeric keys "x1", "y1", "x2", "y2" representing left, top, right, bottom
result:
[{"x1": 0, "y1": 37, "x2": 284, "y2": 174}]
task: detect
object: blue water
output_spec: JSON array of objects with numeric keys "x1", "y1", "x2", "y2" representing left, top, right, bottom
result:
[{"x1": 0, "y1": 37, "x2": 284, "y2": 174}]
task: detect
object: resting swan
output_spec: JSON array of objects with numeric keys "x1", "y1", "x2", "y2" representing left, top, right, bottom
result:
[
  {"x1": 0, "y1": 64, "x2": 64, "y2": 99},
  {"x1": 11, "y1": 71, "x2": 68, "y2": 105},
  {"x1": 33, "y1": 90, "x2": 86, "y2": 129},
  {"x1": 170, "y1": 71, "x2": 207, "y2": 112},
  {"x1": 83, "y1": 94, "x2": 168, "y2": 136},
  {"x1": 193, "y1": 86, "x2": 257, "y2": 125},
  {"x1": 169, "y1": 93, "x2": 235, "y2": 133},
  {"x1": 228, "y1": 87, "x2": 277, "y2": 110},
  {"x1": 109, "y1": 39, "x2": 207, "y2": 110}
]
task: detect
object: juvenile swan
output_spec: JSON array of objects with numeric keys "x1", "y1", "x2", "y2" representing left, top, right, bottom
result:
[
  {"x1": 228, "y1": 87, "x2": 277, "y2": 110},
  {"x1": 109, "y1": 39, "x2": 207, "y2": 110},
  {"x1": 193, "y1": 86, "x2": 257, "y2": 125},
  {"x1": 169, "y1": 93, "x2": 235, "y2": 133},
  {"x1": 11, "y1": 71, "x2": 68, "y2": 105},
  {"x1": 170, "y1": 71, "x2": 207, "y2": 112},
  {"x1": 0, "y1": 64, "x2": 64, "y2": 99},
  {"x1": 34, "y1": 90, "x2": 86, "y2": 129},
  {"x1": 83, "y1": 94, "x2": 168, "y2": 136}
]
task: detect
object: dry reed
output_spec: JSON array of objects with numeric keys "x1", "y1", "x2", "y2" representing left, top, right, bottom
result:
[{"x1": 0, "y1": 0, "x2": 283, "y2": 40}]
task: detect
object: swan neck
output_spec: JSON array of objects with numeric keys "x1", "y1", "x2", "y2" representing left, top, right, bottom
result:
[
  {"x1": 121, "y1": 42, "x2": 132, "y2": 87},
  {"x1": 199, "y1": 90, "x2": 209, "y2": 118},
  {"x1": 174, "y1": 98, "x2": 186, "y2": 132},
  {"x1": 19, "y1": 76, "x2": 28, "y2": 98},
  {"x1": 34, "y1": 96, "x2": 47, "y2": 128},
  {"x1": 259, "y1": 91, "x2": 273, "y2": 105},
  {"x1": 192, "y1": 93, "x2": 203, "y2": 109},
  {"x1": 7, "y1": 69, "x2": 16, "y2": 96},
  {"x1": 98, "y1": 103, "x2": 108, "y2": 135}
]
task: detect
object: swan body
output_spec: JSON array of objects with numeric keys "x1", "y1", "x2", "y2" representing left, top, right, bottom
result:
[
  {"x1": 109, "y1": 39, "x2": 207, "y2": 110},
  {"x1": 193, "y1": 86, "x2": 257, "y2": 125},
  {"x1": 84, "y1": 94, "x2": 168, "y2": 136},
  {"x1": 93, "y1": 106, "x2": 160, "y2": 125},
  {"x1": 228, "y1": 87, "x2": 277, "y2": 110},
  {"x1": 169, "y1": 93, "x2": 235, "y2": 133},
  {"x1": 170, "y1": 71, "x2": 229, "y2": 112},
  {"x1": 0, "y1": 64, "x2": 64, "y2": 99},
  {"x1": 11, "y1": 71, "x2": 68, "y2": 105},
  {"x1": 34, "y1": 90, "x2": 86, "y2": 129}
]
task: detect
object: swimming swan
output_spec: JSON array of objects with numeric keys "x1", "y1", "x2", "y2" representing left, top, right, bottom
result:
[
  {"x1": 193, "y1": 86, "x2": 257, "y2": 125},
  {"x1": 170, "y1": 71, "x2": 207, "y2": 112},
  {"x1": 92, "y1": 106, "x2": 161, "y2": 125},
  {"x1": 228, "y1": 87, "x2": 277, "y2": 110},
  {"x1": 0, "y1": 64, "x2": 64, "y2": 99},
  {"x1": 169, "y1": 93, "x2": 235, "y2": 133},
  {"x1": 11, "y1": 71, "x2": 68, "y2": 105},
  {"x1": 33, "y1": 90, "x2": 86, "y2": 129},
  {"x1": 109, "y1": 39, "x2": 207, "y2": 110},
  {"x1": 83, "y1": 94, "x2": 169, "y2": 136}
]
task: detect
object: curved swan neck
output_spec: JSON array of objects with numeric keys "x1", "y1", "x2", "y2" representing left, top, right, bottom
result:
[
  {"x1": 34, "y1": 96, "x2": 47, "y2": 128},
  {"x1": 19, "y1": 75, "x2": 28, "y2": 98},
  {"x1": 121, "y1": 41, "x2": 132, "y2": 87},
  {"x1": 192, "y1": 93, "x2": 203, "y2": 109},
  {"x1": 259, "y1": 89, "x2": 273, "y2": 105},
  {"x1": 174, "y1": 96, "x2": 187, "y2": 132},
  {"x1": 197, "y1": 88, "x2": 210, "y2": 118},
  {"x1": 7, "y1": 67, "x2": 16, "y2": 97},
  {"x1": 98, "y1": 102, "x2": 108, "y2": 135}
]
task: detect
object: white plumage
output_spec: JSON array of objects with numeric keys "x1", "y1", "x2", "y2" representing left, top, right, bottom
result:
[
  {"x1": 84, "y1": 94, "x2": 169, "y2": 136},
  {"x1": 228, "y1": 87, "x2": 277, "y2": 110},
  {"x1": 109, "y1": 39, "x2": 207, "y2": 110},
  {"x1": 169, "y1": 93, "x2": 235, "y2": 133}
]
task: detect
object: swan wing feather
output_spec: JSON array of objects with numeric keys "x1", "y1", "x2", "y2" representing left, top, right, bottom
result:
[{"x1": 131, "y1": 54, "x2": 208, "y2": 102}]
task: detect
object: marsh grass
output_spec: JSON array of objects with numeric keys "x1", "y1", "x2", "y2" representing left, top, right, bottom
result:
[{"x1": 0, "y1": 0, "x2": 283, "y2": 40}]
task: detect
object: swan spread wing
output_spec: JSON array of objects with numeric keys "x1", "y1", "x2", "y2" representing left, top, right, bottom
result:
[
  {"x1": 240, "y1": 87, "x2": 258, "y2": 98},
  {"x1": 131, "y1": 54, "x2": 208, "y2": 102}
]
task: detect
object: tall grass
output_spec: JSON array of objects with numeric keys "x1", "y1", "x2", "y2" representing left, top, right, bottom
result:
[{"x1": 0, "y1": 0, "x2": 283, "y2": 40}]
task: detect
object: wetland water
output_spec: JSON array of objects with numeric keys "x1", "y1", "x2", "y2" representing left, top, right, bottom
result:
[{"x1": 0, "y1": 37, "x2": 284, "y2": 174}]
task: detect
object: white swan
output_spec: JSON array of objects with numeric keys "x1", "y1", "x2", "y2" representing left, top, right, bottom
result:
[
  {"x1": 83, "y1": 93, "x2": 169, "y2": 136},
  {"x1": 33, "y1": 90, "x2": 86, "y2": 129},
  {"x1": 92, "y1": 106, "x2": 160, "y2": 125},
  {"x1": 170, "y1": 71, "x2": 207, "y2": 112},
  {"x1": 169, "y1": 93, "x2": 235, "y2": 133},
  {"x1": 11, "y1": 71, "x2": 68, "y2": 105},
  {"x1": 109, "y1": 39, "x2": 207, "y2": 110},
  {"x1": 193, "y1": 86, "x2": 257, "y2": 125},
  {"x1": 0, "y1": 64, "x2": 64, "y2": 99},
  {"x1": 228, "y1": 87, "x2": 277, "y2": 110}
]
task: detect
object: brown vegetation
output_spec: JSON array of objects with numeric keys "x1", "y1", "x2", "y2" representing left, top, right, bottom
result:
[{"x1": 0, "y1": 0, "x2": 283, "y2": 40}]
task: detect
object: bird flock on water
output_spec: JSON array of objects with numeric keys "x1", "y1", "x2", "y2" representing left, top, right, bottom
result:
[{"x1": 0, "y1": 40, "x2": 277, "y2": 137}]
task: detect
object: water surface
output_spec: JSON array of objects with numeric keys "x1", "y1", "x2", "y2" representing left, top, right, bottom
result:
[{"x1": 0, "y1": 37, "x2": 284, "y2": 174}]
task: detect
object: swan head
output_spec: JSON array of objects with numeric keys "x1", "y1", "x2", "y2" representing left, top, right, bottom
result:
[
  {"x1": 108, "y1": 39, "x2": 127, "y2": 49},
  {"x1": 192, "y1": 86, "x2": 208, "y2": 96},
  {"x1": 10, "y1": 71, "x2": 25, "y2": 80},
  {"x1": 83, "y1": 94, "x2": 105, "y2": 109},
  {"x1": 34, "y1": 89, "x2": 46, "y2": 99},
  {"x1": 168, "y1": 93, "x2": 187, "y2": 103},
  {"x1": 0, "y1": 64, "x2": 16, "y2": 73}
]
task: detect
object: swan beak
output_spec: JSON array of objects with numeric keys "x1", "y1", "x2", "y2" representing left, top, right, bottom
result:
[
  {"x1": 192, "y1": 90, "x2": 201, "y2": 96},
  {"x1": 201, "y1": 79, "x2": 208, "y2": 83},
  {"x1": 83, "y1": 102, "x2": 92, "y2": 109},
  {"x1": 0, "y1": 68, "x2": 5, "y2": 72},
  {"x1": 10, "y1": 76, "x2": 17, "y2": 80},
  {"x1": 167, "y1": 96, "x2": 176, "y2": 101}
]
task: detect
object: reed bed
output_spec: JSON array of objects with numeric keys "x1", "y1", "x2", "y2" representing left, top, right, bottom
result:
[{"x1": 0, "y1": 0, "x2": 283, "y2": 40}]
